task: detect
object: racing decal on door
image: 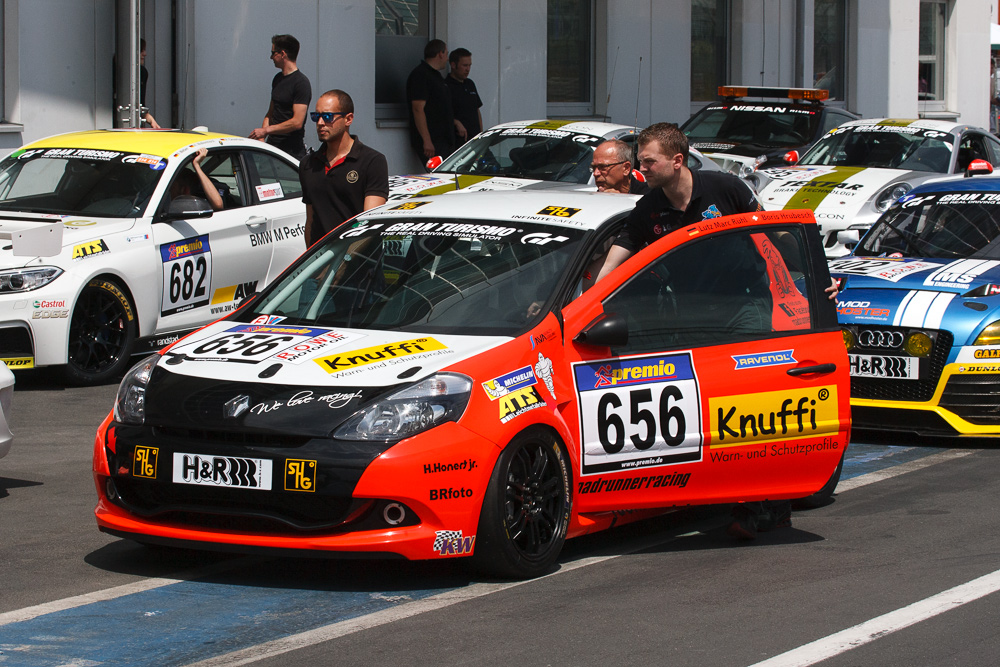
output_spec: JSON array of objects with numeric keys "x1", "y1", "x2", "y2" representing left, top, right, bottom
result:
[
  {"x1": 160, "y1": 235, "x2": 213, "y2": 316},
  {"x1": 708, "y1": 385, "x2": 839, "y2": 448},
  {"x1": 574, "y1": 352, "x2": 702, "y2": 476}
]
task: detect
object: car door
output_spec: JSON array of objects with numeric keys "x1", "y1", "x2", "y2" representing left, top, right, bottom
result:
[
  {"x1": 151, "y1": 149, "x2": 273, "y2": 332},
  {"x1": 559, "y1": 211, "x2": 849, "y2": 511},
  {"x1": 243, "y1": 149, "x2": 308, "y2": 284}
]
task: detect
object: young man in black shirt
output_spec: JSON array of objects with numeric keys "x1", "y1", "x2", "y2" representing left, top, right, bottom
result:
[
  {"x1": 298, "y1": 89, "x2": 388, "y2": 247},
  {"x1": 406, "y1": 39, "x2": 455, "y2": 167},
  {"x1": 249, "y1": 34, "x2": 311, "y2": 161},
  {"x1": 445, "y1": 48, "x2": 483, "y2": 143}
]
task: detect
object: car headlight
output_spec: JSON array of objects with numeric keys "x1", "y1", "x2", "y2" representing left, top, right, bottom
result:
[
  {"x1": 333, "y1": 373, "x2": 473, "y2": 442},
  {"x1": 875, "y1": 182, "x2": 912, "y2": 212},
  {"x1": 114, "y1": 354, "x2": 159, "y2": 425},
  {"x1": 974, "y1": 321, "x2": 1000, "y2": 346},
  {"x1": 0, "y1": 266, "x2": 63, "y2": 293}
]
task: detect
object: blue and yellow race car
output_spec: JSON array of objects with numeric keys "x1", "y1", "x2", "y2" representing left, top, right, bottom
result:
[{"x1": 831, "y1": 168, "x2": 1000, "y2": 436}]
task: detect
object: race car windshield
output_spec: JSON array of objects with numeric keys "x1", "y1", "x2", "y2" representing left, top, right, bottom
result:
[
  {"x1": 246, "y1": 218, "x2": 587, "y2": 335},
  {"x1": 0, "y1": 148, "x2": 166, "y2": 217},
  {"x1": 434, "y1": 128, "x2": 600, "y2": 184},
  {"x1": 798, "y1": 127, "x2": 954, "y2": 172},
  {"x1": 856, "y1": 193, "x2": 1000, "y2": 259},
  {"x1": 683, "y1": 105, "x2": 820, "y2": 148}
]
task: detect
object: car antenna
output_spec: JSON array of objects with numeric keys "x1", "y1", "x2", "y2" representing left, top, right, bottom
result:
[
  {"x1": 633, "y1": 56, "x2": 642, "y2": 136},
  {"x1": 604, "y1": 46, "x2": 619, "y2": 123}
]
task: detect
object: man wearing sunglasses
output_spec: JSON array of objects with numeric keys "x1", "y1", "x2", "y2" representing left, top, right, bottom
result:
[
  {"x1": 249, "y1": 34, "x2": 311, "y2": 161},
  {"x1": 298, "y1": 90, "x2": 388, "y2": 247}
]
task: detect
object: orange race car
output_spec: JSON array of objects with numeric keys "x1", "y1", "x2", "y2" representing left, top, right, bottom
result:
[{"x1": 93, "y1": 191, "x2": 849, "y2": 578}]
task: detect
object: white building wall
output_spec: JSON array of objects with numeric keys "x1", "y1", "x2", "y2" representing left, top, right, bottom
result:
[{"x1": 948, "y1": 0, "x2": 991, "y2": 128}]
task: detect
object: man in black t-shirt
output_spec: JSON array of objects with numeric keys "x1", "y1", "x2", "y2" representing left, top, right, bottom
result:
[
  {"x1": 406, "y1": 39, "x2": 455, "y2": 167},
  {"x1": 445, "y1": 48, "x2": 483, "y2": 144},
  {"x1": 250, "y1": 34, "x2": 311, "y2": 161},
  {"x1": 298, "y1": 90, "x2": 388, "y2": 247}
]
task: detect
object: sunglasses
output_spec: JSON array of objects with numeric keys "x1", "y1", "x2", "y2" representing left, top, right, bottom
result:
[{"x1": 310, "y1": 111, "x2": 349, "y2": 123}]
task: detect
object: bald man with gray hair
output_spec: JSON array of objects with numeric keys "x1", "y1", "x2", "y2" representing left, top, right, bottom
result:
[{"x1": 591, "y1": 139, "x2": 645, "y2": 194}]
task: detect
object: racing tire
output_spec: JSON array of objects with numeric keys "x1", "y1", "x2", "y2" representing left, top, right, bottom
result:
[
  {"x1": 65, "y1": 278, "x2": 137, "y2": 385},
  {"x1": 793, "y1": 452, "x2": 844, "y2": 510},
  {"x1": 472, "y1": 428, "x2": 572, "y2": 579}
]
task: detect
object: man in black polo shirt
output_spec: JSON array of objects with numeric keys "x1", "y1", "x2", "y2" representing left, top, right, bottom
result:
[
  {"x1": 249, "y1": 34, "x2": 311, "y2": 161},
  {"x1": 406, "y1": 39, "x2": 455, "y2": 167},
  {"x1": 298, "y1": 89, "x2": 388, "y2": 247},
  {"x1": 445, "y1": 48, "x2": 482, "y2": 143}
]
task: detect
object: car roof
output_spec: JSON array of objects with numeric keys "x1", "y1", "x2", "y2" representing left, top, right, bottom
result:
[
  {"x1": 835, "y1": 118, "x2": 970, "y2": 134},
  {"x1": 359, "y1": 189, "x2": 642, "y2": 231},
  {"x1": 22, "y1": 129, "x2": 266, "y2": 160},
  {"x1": 487, "y1": 119, "x2": 638, "y2": 139}
]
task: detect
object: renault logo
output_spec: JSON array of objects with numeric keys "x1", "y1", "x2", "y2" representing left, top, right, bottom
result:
[
  {"x1": 858, "y1": 329, "x2": 905, "y2": 348},
  {"x1": 224, "y1": 395, "x2": 250, "y2": 419}
]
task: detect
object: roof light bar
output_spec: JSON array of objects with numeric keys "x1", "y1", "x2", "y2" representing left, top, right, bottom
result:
[{"x1": 718, "y1": 86, "x2": 829, "y2": 101}]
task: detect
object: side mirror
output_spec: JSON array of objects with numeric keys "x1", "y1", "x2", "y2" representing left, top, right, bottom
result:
[
  {"x1": 425, "y1": 156, "x2": 443, "y2": 170},
  {"x1": 783, "y1": 150, "x2": 799, "y2": 165},
  {"x1": 574, "y1": 312, "x2": 628, "y2": 348},
  {"x1": 837, "y1": 229, "x2": 861, "y2": 246},
  {"x1": 162, "y1": 195, "x2": 213, "y2": 220},
  {"x1": 966, "y1": 159, "x2": 994, "y2": 177}
]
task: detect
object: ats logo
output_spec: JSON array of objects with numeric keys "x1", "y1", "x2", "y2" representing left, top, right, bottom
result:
[
  {"x1": 433, "y1": 530, "x2": 476, "y2": 556},
  {"x1": 284, "y1": 459, "x2": 317, "y2": 492},
  {"x1": 499, "y1": 385, "x2": 546, "y2": 423},
  {"x1": 133, "y1": 446, "x2": 158, "y2": 479},
  {"x1": 72, "y1": 239, "x2": 109, "y2": 260},
  {"x1": 709, "y1": 386, "x2": 838, "y2": 447}
]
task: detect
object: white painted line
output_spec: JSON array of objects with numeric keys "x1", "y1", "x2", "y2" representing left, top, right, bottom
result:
[
  {"x1": 747, "y1": 568, "x2": 1000, "y2": 667},
  {"x1": 835, "y1": 448, "x2": 974, "y2": 493},
  {"x1": 0, "y1": 557, "x2": 261, "y2": 627}
]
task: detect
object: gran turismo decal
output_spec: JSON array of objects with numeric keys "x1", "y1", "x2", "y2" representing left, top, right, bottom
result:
[
  {"x1": 709, "y1": 385, "x2": 838, "y2": 448},
  {"x1": 575, "y1": 353, "x2": 702, "y2": 476},
  {"x1": 382, "y1": 221, "x2": 518, "y2": 239},
  {"x1": 732, "y1": 350, "x2": 796, "y2": 370}
]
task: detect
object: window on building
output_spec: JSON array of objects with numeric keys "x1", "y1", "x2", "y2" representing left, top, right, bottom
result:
[
  {"x1": 375, "y1": 0, "x2": 432, "y2": 120},
  {"x1": 814, "y1": 0, "x2": 846, "y2": 101},
  {"x1": 547, "y1": 0, "x2": 594, "y2": 117},
  {"x1": 691, "y1": 0, "x2": 729, "y2": 102},
  {"x1": 919, "y1": 0, "x2": 947, "y2": 110}
]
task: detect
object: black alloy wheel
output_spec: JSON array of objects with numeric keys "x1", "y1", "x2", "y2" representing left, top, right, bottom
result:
[
  {"x1": 473, "y1": 429, "x2": 571, "y2": 579},
  {"x1": 66, "y1": 278, "x2": 137, "y2": 385}
]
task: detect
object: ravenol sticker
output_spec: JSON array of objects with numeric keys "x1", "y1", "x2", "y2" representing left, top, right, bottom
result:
[
  {"x1": 537, "y1": 206, "x2": 580, "y2": 218},
  {"x1": 390, "y1": 201, "x2": 432, "y2": 210},
  {"x1": 133, "y1": 446, "x2": 158, "y2": 479},
  {"x1": 732, "y1": 350, "x2": 797, "y2": 370},
  {"x1": 161, "y1": 235, "x2": 211, "y2": 261},
  {"x1": 482, "y1": 365, "x2": 537, "y2": 400},
  {"x1": 709, "y1": 385, "x2": 838, "y2": 448},
  {"x1": 284, "y1": 459, "x2": 317, "y2": 492},
  {"x1": 72, "y1": 239, "x2": 110, "y2": 260},
  {"x1": 315, "y1": 338, "x2": 447, "y2": 374}
]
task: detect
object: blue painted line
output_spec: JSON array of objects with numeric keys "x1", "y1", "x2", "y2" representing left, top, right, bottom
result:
[
  {"x1": 842, "y1": 441, "x2": 946, "y2": 481},
  {"x1": 0, "y1": 580, "x2": 452, "y2": 666}
]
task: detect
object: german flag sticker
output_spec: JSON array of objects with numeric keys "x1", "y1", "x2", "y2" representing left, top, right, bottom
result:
[{"x1": 537, "y1": 206, "x2": 580, "y2": 218}]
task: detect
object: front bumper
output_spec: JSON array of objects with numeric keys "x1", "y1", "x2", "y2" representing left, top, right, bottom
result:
[{"x1": 93, "y1": 416, "x2": 498, "y2": 560}]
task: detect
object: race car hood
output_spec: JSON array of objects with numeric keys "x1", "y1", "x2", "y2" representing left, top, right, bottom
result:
[
  {"x1": 758, "y1": 165, "x2": 909, "y2": 217},
  {"x1": 831, "y1": 256, "x2": 1000, "y2": 341},
  {"x1": 146, "y1": 321, "x2": 511, "y2": 437},
  {"x1": 388, "y1": 173, "x2": 592, "y2": 199},
  {"x1": 692, "y1": 141, "x2": 786, "y2": 162},
  {"x1": 0, "y1": 213, "x2": 136, "y2": 264}
]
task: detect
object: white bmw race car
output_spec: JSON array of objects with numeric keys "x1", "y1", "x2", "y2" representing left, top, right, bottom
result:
[
  {"x1": 0, "y1": 130, "x2": 307, "y2": 383},
  {"x1": 753, "y1": 118, "x2": 1000, "y2": 257},
  {"x1": 389, "y1": 120, "x2": 720, "y2": 198}
]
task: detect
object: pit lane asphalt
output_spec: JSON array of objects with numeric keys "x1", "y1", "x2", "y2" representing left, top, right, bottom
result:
[{"x1": 3, "y1": 371, "x2": 999, "y2": 666}]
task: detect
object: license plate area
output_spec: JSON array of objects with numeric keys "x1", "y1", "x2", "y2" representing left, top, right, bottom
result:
[
  {"x1": 849, "y1": 354, "x2": 919, "y2": 380},
  {"x1": 172, "y1": 452, "x2": 273, "y2": 490}
]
